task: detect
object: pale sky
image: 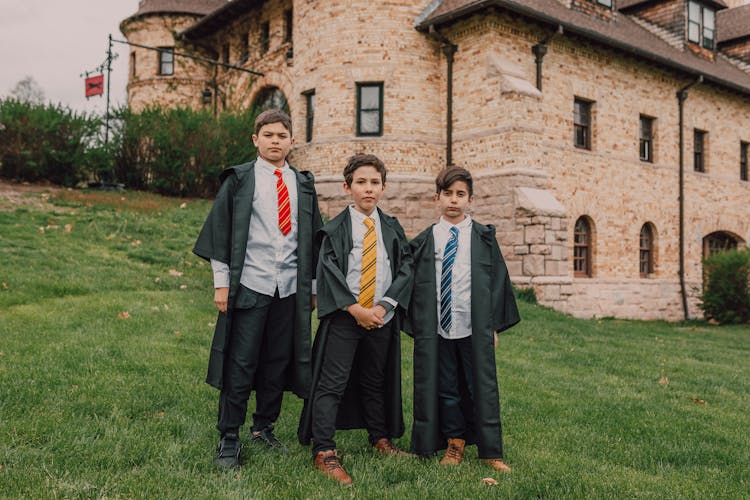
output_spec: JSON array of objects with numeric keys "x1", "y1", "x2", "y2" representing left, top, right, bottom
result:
[{"x1": 0, "y1": 0, "x2": 136, "y2": 114}]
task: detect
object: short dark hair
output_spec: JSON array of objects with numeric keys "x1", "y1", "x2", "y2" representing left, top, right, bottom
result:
[
  {"x1": 435, "y1": 165, "x2": 473, "y2": 197},
  {"x1": 254, "y1": 109, "x2": 292, "y2": 135},
  {"x1": 343, "y1": 153, "x2": 387, "y2": 186}
]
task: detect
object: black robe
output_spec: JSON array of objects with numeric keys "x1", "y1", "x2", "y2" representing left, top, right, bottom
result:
[
  {"x1": 297, "y1": 207, "x2": 414, "y2": 445},
  {"x1": 192, "y1": 161, "x2": 323, "y2": 399},
  {"x1": 406, "y1": 221, "x2": 520, "y2": 458}
]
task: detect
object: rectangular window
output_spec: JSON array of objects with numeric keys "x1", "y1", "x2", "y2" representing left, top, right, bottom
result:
[
  {"x1": 356, "y1": 82, "x2": 383, "y2": 136},
  {"x1": 158, "y1": 47, "x2": 174, "y2": 76},
  {"x1": 304, "y1": 89, "x2": 315, "y2": 142},
  {"x1": 688, "y1": 1, "x2": 715, "y2": 49},
  {"x1": 741, "y1": 142, "x2": 748, "y2": 181},
  {"x1": 284, "y1": 9, "x2": 293, "y2": 43},
  {"x1": 694, "y1": 129, "x2": 706, "y2": 173},
  {"x1": 240, "y1": 32, "x2": 249, "y2": 62},
  {"x1": 260, "y1": 22, "x2": 270, "y2": 53},
  {"x1": 574, "y1": 98, "x2": 591, "y2": 150},
  {"x1": 130, "y1": 52, "x2": 137, "y2": 78},
  {"x1": 639, "y1": 115, "x2": 654, "y2": 162}
]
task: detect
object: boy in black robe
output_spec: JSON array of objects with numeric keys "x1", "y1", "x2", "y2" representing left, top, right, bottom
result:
[
  {"x1": 193, "y1": 110, "x2": 323, "y2": 468},
  {"x1": 406, "y1": 166, "x2": 520, "y2": 473},
  {"x1": 297, "y1": 153, "x2": 413, "y2": 485}
]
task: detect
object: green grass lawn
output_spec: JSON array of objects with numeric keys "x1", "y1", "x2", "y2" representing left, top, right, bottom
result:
[{"x1": 1, "y1": 187, "x2": 748, "y2": 498}]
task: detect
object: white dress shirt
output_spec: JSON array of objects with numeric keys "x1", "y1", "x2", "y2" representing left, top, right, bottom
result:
[
  {"x1": 433, "y1": 215, "x2": 473, "y2": 339},
  {"x1": 346, "y1": 206, "x2": 397, "y2": 325},
  {"x1": 211, "y1": 156, "x2": 299, "y2": 298}
]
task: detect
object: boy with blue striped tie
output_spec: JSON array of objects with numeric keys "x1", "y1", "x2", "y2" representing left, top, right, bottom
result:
[{"x1": 407, "y1": 166, "x2": 520, "y2": 473}]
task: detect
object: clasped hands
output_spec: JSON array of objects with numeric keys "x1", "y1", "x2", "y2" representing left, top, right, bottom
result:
[{"x1": 347, "y1": 303, "x2": 386, "y2": 330}]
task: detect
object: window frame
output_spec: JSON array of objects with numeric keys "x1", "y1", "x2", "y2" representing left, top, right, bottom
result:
[
  {"x1": 356, "y1": 82, "x2": 384, "y2": 137},
  {"x1": 688, "y1": 1, "x2": 715, "y2": 50},
  {"x1": 639, "y1": 224, "x2": 655, "y2": 277},
  {"x1": 303, "y1": 89, "x2": 315, "y2": 142},
  {"x1": 639, "y1": 115, "x2": 654, "y2": 162},
  {"x1": 130, "y1": 52, "x2": 137, "y2": 79},
  {"x1": 741, "y1": 141, "x2": 748, "y2": 182},
  {"x1": 574, "y1": 217, "x2": 592, "y2": 278},
  {"x1": 694, "y1": 129, "x2": 706, "y2": 173},
  {"x1": 260, "y1": 21, "x2": 270, "y2": 54},
  {"x1": 157, "y1": 47, "x2": 174, "y2": 76},
  {"x1": 574, "y1": 98, "x2": 592, "y2": 150}
]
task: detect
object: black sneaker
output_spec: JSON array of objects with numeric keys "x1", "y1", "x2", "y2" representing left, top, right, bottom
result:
[
  {"x1": 250, "y1": 424, "x2": 288, "y2": 453},
  {"x1": 215, "y1": 432, "x2": 242, "y2": 469}
]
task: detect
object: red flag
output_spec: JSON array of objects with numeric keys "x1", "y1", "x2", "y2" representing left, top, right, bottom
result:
[{"x1": 85, "y1": 74, "x2": 104, "y2": 97}]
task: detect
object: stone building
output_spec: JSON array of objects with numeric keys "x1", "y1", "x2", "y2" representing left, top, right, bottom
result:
[{"x1": 121, "y1": 0, "x2": 750, "y2": 320}]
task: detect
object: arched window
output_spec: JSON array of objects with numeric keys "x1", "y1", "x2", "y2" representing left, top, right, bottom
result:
[
  {"x1": 703, "y1": 231, "x2": 739, "y2": 258},
  {"x1": 252, "y1": 86, "x2": 290, "y2": 114},
  {"x1": 639, "y1": 223, "x2": 655, "y2": 277},
  {"x1": 574, "y1": 217, "x2": 592, "y2": 277}
]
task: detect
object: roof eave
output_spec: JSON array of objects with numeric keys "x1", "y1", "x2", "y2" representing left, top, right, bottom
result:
[{"x1": 416, "y1": 0, "x2": 750, "y2": 97}]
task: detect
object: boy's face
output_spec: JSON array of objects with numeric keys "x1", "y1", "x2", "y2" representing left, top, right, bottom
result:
[
  {"x1": 343, "y1": 165, "x2": 385, "y2": 216},
  {"x1": 252, "y1": 121, "x2": 294, "y2": 168},
  {"x1": 435, "y1": 180, "x2": 473, "y2": 224}
]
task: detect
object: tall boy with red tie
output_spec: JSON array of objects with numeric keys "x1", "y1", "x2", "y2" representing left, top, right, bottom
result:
[
  {"x1": 194, "y1": 109, "x2": 323, "y2": 468},
  {"x1": 298, "y1": 153, "x2": 414, "y2": 485}
]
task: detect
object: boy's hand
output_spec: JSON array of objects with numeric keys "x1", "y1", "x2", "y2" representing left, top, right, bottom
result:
[
  {"x1": 214, "y1": 287, "x2": 229, "y2": 313},
  {"x1": 347, "y1": 304, "x2": 384, "y2": 330},
  {"x1": 372, "y1": 304, "x2": 387, "y2": 321},
  {"x1": 494, "y1": 330, "x2": 499, "y2": 348},
  {"x1": 311, "y1": 295, "x2": 317, "y2": 311}
]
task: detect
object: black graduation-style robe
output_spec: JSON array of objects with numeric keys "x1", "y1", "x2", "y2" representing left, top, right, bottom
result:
[
  {"x1": 297, "y1": 207, "x2": 414, "y2": 445},
  {"x1": 193, "y1": 160, "x2": 323, "y2": 399},
  {"x1": 406, "y1": 220, "x2": 520, "y2": 459}
]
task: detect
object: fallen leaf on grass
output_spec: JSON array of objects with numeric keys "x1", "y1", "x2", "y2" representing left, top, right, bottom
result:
[
  {"x1": 180, "y1": 202, "x2": 187, "y2": 209},
  {"x1": 38, "y1": 226, "x2": 45, "y2": 233},
  {"x1": 180, "y1": 284, "x2": 188, "y2": 289},
  {"x1": 118, "y1": 311, "x2": 130, "y2": 319},
  {"x1": 481, "y1": 477, "x2": 498, "y2": 486},
  {"x1": 0, "y1": 352, "x2": 4, "y2": 356},
  {"x1": 692, "y1": 397, "x2": 707, "y2": 405},
  {"x1": 2, "y1": 282, "x2": 7, "y2": 289},
  {"x1": 130, "y1": 239, "x2": 142, "y2": 246},
  {"x1": 154, "y1": 277, "x2": 161, "y2": 283},
  {"x1": 208, "y1": 322, "x2": 216, "y2": 328},
  {"x1": 64, "y1": 224, "x2": 73, "y2": 233},
  {"x1": 659, "y1": 377, "x2": 669, "y2": 386},
  {"x1": 529, "y1": 338, "x2": 534, "y2": 343},
  {"x1": 156, "y1": 411, "x2": 164, "y2": 418},
  {"x1": 174, "y1": 331, "x2": 182, "y2": 338},
  {"x1": 162, "y1": 304, "x2": 169, "y2": 310},
  {"x1": 151, "y1": 306, "x2": 160, "y2": 312},
  {"x1": 168, "y1": 269, "x2": 183, "y2": 277},
  {"x1": 69, "y1": 385, "x2": 79, "y2": 391}
]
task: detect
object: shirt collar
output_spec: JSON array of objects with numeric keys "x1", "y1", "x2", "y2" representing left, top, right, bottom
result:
[
  {"x1": 438, "y1": 215, "x2": 472, "y2": 232},
  {"x1": 349, "y1": 205, "x2": 379, "y2": 226},
  {"x1": 256, "y1": 156, "x2": 289, "y2": 173}
]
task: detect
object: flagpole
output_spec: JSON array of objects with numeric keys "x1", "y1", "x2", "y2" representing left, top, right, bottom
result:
[{"x1": 105, "y1": 34, "x2": 113, "y2": 145}]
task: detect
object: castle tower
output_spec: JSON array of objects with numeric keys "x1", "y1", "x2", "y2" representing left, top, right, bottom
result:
[{"x1": 120, "y1": 0, "x2": 226, "y2": 111}]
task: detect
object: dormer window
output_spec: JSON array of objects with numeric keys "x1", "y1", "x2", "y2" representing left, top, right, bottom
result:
[
  {"x1": 688, "y1": 1, "x2": 715, "y2": 50},
  {"x1": 597, "y1": 0, "x2": 613, "y2": 8}
]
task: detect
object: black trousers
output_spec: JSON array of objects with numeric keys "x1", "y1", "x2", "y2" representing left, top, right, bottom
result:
[
  {"x1": 311, "y1": 311, "x2": 392, "y2": 455},
  {"x1": 216, "y1": 286, "x2": 296, "y2": 435},
  {"x1": 438, "y1": 335, "x2": 474, "y2": 439}
]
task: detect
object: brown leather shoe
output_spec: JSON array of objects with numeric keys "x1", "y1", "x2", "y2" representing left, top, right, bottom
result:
[
  {"x1": 372, "y1": 438, "x2": 411, "y2": 457},
  {"x1": 439, "y1": 438, "x2": 466, "y2": 465},
  {"x1": 481, "y1": 458, "x2": 511, "y2": 473},
  {"x1": 314, "y1": 450, "x2": 353, "y2": 485}
]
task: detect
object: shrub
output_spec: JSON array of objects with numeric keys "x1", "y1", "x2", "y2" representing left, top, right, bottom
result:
[
  {"x1": 514, "y1": 286, "x2": 538, "y2": 304},
  {"x1": 699, "y1": 248, "x2": 750, "y2": 325},
  {"x1": 111, "y1": 106, "x2": 258, "y2": 198},
  {"x1": 0, "y1": 99, "x2": 101, "y2": 186}
]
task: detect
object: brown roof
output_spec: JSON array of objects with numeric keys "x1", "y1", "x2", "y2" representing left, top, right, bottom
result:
[
  {"x1": 718, "y1": 3, "x2": 750, "y2": 43},
  {"x1": 182, "y1": 0, "x2": 262, "y2": 40},
  {"x1": 417, "y1": 0, "x2": 750, "y2": 95},
  {"x1": 129, "y1": 0, "x2": 226, "y2": 19},
  {"x1": 617, "y1": 0, "x2": 727, "y2": 10}
]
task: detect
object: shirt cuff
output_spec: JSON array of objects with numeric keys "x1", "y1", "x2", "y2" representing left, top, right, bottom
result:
[
  {"x1": 378, "y1": 297, "x2": 397, "y2": 312},
  {"x1": 311, "y1": 279, "x2": 317, "y2": 295},
  {"x1": 210, "y1": 259, "x2": 230, "y2": 288}
]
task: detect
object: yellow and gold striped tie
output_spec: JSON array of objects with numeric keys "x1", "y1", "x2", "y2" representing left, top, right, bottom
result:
[{"x1": 358, "y1": 217, "x2": 377, "y2": 308}]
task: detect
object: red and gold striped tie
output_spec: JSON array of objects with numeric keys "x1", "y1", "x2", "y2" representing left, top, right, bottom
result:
[
  {"x1": 274, "y1": 169, "x2": 292, "y2": 236},
  {"x1": 359, "y1": 217, "x2": 377, "y2": 308}
]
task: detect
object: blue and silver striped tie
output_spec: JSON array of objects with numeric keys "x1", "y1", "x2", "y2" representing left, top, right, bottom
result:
[{"x1": 440, "y1": 226, "x2": 460, "y2": 333}]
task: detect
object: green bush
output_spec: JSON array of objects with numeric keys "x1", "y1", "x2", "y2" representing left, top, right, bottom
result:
[
  {"x1": 111, "y1": 106, "x2": 258, "y2": 197},
  {"x1": 699, "y1": 248, "x2": 750, "y2": 325},
  {"x1": 0, "y1": 98, "x2": 101, "y2": 186}
]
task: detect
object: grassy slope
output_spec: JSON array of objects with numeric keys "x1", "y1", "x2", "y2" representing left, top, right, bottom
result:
[{"x1": 0, "y1": 189, "x2": 748, "y2": 498}]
